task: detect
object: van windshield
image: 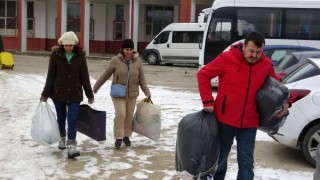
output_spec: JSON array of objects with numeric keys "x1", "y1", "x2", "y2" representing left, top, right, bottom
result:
[{"x1": 155, "y1": 31, "x2": 170, "y2": 44}]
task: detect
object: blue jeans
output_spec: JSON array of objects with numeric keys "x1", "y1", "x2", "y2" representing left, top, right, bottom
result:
[
  {"x1": 53, "y1": 101, "x2": 80, "y2": 140},
  {"x1": 214, "y1": 121, "x2": 257, "y2": 180}
]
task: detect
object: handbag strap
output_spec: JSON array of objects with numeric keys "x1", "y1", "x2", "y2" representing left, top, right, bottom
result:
[{"x1": 125, "y1": 60, "x2": 132, "y2": 88}]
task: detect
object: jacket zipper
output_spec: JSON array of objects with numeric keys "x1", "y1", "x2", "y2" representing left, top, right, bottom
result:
[
  {"x1": 221, "y1": 95, "x2": 227, "y2": 114},
  {"x1": 240, "y1": 65, "x2": 252, "y2": 128}
]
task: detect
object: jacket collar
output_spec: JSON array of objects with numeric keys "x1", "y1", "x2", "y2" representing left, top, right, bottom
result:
[
  {"x1": 230, "y1": 42, "x2": 268, "y2": 64},
  {"x1": 117, "y1": 51, "x2": 139, "y2": 63},
  {"x1": 52, "y1": 45, "x2": 85, "y2": 57}
]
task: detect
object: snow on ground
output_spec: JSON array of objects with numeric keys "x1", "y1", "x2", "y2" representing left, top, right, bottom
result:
[{"x1": 0, "y1": 71, "x2": 314, "y2": 179}]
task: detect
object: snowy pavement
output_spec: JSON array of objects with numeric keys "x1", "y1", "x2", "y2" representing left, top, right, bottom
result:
[{"x1": 0, "y1": 70, "x2": 314, "y2": 179}]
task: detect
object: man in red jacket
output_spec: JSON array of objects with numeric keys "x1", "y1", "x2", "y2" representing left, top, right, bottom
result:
[{"x1": 197, "y1": 32, "x2": 289, "y2": 180}]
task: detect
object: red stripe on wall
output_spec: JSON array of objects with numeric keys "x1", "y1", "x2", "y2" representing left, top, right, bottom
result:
[
  {"x1": 180, "y1": 0, "x2": 191, "y2": 22},
  {"x1": 57, "y1": 0, "x2": 62, "y2": 38}
]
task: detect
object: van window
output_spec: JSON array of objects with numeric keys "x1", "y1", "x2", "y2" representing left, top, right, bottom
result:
[
  {"x1": 238, "y1": 8, "x2": 282, "y2": 38},
  {"x1": 285, "y1": 9, "x2": 320, "y2": 39},
  {"x1": 207, "y1": 18, "x2": 232, "y2": 41},
  {"x1": 172, "y1": 31, "x2": 203, "y2": 43},
  {"x1": 155, "y1": 31, "x2": 170, "y2": 44}
]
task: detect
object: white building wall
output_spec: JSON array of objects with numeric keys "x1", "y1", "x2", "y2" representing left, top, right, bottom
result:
[
  {"x1": 138, "y1": 3, "x2": 180, "y2": 42},
  {"x1": 174, "y1": 5, "x2": 179, "y2": 22},
  {"x1": 34, "y1": 1, "x2": 46, "y2": 38},
  {"x1": 132, "y1": 0, "x2": 139, "y2": 47},
  {"x1": 92, "y1": 3, "x2": 107, "y2": 41},
  {"x1": 46, "y1": 0, "x2": 57, "y2": 39},
  {"x1": 104, "y1": 2, "x2": 130, "y2": 41},
  {"x1": 105, "y1": 4, "x2": 115, "y2": 41},
  {"x1": 123, "y1": 3, "x2": 130, "y2": 39},
  {"x1": 138, "y1": 5, "x2": 145, "y2": 42}
]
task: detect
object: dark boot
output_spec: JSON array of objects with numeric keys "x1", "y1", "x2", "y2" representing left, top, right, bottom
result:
[
  {"x1": 123, "y1": 137, "x2": 131, "y2": 146},
  {"x1": 115, "y1": 139, "x2": 122, "y2": 149},
  {"x1": 67, "y1": 140, "x2": 80, "y2": 159}
]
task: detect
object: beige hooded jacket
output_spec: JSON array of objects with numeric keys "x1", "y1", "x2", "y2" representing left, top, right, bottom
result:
[{"x1": 93, "y1": 52, "x2": 150, "y2": 97}]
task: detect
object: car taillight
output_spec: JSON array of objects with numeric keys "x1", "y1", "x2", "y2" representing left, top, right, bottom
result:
[{"x1": 289, "y1": 89, "x2": 311, "y2": 103}]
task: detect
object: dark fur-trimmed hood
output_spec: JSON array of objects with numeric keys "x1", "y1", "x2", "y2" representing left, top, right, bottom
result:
[{"x1": 51, "y1": 45, "x2": 86, "y2": 55}]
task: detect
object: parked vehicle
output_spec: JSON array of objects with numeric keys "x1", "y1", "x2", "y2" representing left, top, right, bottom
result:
[
  {"x1": 199, "y1": 0, "x2": 320, "y2": 68},
  {"x1": 264, "y1": 46, "x2": 319, "y2": 66},
  {"x1": 210, "y1": 44, "x2": 318, "y2": 87},
  {"x1": 275, "y1": 51, "x2": 320, "y2": 80},
  {"x1": 270, "y1": 58, "x2": 320, "y2": 167},
  {"x1": 142, "y1": 23, "x2": 205, "y2": 65}
]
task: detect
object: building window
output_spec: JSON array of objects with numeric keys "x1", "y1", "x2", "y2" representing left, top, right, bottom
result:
[
  {"x1": 67, "y1": 2, "x2": 94, "y2": 39},
  {"x1": 0, "y1": 0, "x2": 18, "y2": 36},
  {"x1": 145, "y1": 6, "x2": 174, "y2": 37},
  {"x1": 27, "y1": 1, "x2": 35, "y2": 37},
  {"x1": 114, "y1": 5, "x2": 124, "y2": 40}
]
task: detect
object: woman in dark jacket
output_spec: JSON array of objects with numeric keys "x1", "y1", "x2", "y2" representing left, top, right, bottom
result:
[{"x1": 40, "y1": 31, "x2": 94, "y2": 159}]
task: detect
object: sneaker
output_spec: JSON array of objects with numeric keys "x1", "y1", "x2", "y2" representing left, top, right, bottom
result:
[
  {"x1": 67, "y1": 140, "x2": 80, "y2": 159},
  {"x1": 58, "y1": 137, "x2": 66, "y2": 150},
  {"x1": 123, "y1": 137, "x2": 131, "y2": 146},
  {"x1": 115, "y1": 139, "x2": 122, "y2": 149}
]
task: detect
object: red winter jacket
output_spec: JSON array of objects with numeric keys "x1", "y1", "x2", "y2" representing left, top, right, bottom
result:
[{"x1": 197, "y1": 43, "x2": 279, "y2": 128}]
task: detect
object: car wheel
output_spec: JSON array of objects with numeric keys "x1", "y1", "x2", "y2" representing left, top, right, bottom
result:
[
  {"x1": 302, "y1": 124, "x2": 320, "y2": 167},
  {"x1": 147, "y1": 52, "x2": 159, "y2": 65}
]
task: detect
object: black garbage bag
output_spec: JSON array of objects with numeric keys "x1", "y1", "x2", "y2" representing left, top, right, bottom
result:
[
  {"x1": 256, "y1": 76, "x2": 290, "y2": 135},
  {"x1": 175, "y1": 110, "x2": 219, "y2": 179}
]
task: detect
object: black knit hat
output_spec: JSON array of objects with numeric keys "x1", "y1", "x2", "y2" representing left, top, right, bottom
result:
[{"x1": 122, "y1": 39, "x2": 134, "y2": 49}]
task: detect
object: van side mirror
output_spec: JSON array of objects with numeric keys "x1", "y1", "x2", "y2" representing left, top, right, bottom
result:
[{"x1": 153, "y1": 38, "x2": 158, "y2": 44}]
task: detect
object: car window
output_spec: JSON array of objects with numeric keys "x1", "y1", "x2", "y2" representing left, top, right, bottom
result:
[
  {"x1": 270, "y1": 50, "x2": 287, "y2": 61},
  {"x1": 282, "y1": 63, "x2": 320, "y2": 84},
  {"x1": 275, "y1": 54, "x2": 299, "y2": 70},
  {"x1": 264, "y1": 49, "x2": 298, "y2": 62}
]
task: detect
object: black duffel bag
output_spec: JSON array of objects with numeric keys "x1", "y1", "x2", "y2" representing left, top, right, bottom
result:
[
  {"x1": 175, "y1": 110, "x2": 219, "y2": 179},
  {"x1": 256, "y1": 76, "x2": 290, "y2": 135}
]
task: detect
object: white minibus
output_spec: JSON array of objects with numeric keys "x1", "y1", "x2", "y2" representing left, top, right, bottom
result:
[{"x1": 199, "y1": 0, "x2": 320, "y2": 69}]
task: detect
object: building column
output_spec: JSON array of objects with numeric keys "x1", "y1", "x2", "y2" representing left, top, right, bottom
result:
[
  {"x1": 179, "y1": 0, "x2": 192, "y2": 22},
  {"x1": 131, "y1": 0, "x2": 139, "y2": 50},
  {"x1": 190, "y1": 0, "x2": 196, "y2": 22},
  {"x1": 80, "y1": 0, "x2": 90, "y2": 55},
  {"x1": 57, "y1": 0, "x2": 67, "y2": 39},
  {"x1": 18, "y1": 0, "x2": 27, "y2": 52}
]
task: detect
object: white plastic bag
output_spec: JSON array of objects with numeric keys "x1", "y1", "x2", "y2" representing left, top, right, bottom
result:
[
  {"x1": 30, "y1": 102, "x2": 60, "y2": 145},
  {"x1": 133, "y1": 98, "x2": 161, "y2": 141}
]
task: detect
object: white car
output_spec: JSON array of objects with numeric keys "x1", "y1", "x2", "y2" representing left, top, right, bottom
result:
[{"x1": 270, "y1": 57, "x2": 320, "y2": 167}]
